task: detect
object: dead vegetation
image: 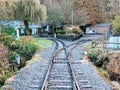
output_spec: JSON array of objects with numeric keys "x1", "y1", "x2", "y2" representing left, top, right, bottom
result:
[
  {"x1": 107, "y1": 52, "x2": 120, "y2": 82},
  {"x1": 99, "y1": 51, "x2": 120, "y2": 90},
  {"x1": 0, "y1": 45, "x2": 9, "y2": 86},
  {"x1": 91, "y1": 51, "x2": 120, "y2": 82},
  {"x1": 0, "y1": 44, "x2": 18, "y2": 87},
  {"x1": 88, "y1": 48, "x2": 120, "y2": 89},
  {"x1": 65, "y1": 25, "x2": 83, "y2": 34}
]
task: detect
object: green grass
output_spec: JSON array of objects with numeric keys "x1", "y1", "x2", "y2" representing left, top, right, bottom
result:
[{"x1": 35, "y1": 38, "x2": 53, "y2": 48}]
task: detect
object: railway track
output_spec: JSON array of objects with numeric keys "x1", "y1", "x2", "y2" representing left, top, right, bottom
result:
[
  {"x1": 41, "y1": 37, "x2": 103, "y2": 90},
  {"x1": 67, "y1": 39, "x2": 93, "y2": 90},
  {"x1": 41, "y1": 39, "x2": 78, "y2": 90},
  {"x1": 7, "y1": 35, "x2": 111, "y2": 90}
]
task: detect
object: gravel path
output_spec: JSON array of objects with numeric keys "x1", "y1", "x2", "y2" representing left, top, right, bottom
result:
[{"x1": 2, "y1": 44, "x2": 55, "y2": 90}]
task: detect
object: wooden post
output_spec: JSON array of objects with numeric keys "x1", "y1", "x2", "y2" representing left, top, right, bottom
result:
[{"x1": 92, "y1": 41, "x2": 95, "y2": 48}]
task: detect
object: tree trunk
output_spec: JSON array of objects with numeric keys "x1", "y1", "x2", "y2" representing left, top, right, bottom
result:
[{"x1": 24, "y1": 20, "x2": 30, "y2": 35}]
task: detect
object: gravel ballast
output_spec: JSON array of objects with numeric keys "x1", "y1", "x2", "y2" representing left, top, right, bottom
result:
[
  {"x1": 69, "y1": 43, "x2": 112, "y2": 90},
  {"x1": 2, "y1": 44, "x2": 55, "y2": 90}
]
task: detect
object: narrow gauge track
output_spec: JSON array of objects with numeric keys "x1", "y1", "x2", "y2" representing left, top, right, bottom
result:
[
  {"x1": 41, "y1": 39, "x2": 79, "y2": 90},
  {"x1": 56, "y1": 38, "x2": 95, "y2": 90},
  {"x1": 67, "y1": 39, "x2": 93, "y2": 90},
  {"x1": 56, "y1": 39, "x2": 91, "y2": 54},
  {"x1": 41, "y1": 38, "x2": 99, "y2": 90}
]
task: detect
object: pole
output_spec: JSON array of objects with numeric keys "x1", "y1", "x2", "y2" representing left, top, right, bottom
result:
[
  {"x1": 0, "y1": 26, "x2": 1, "y2": 35},
  {"x1": 71, "y1": 0, "x2": 73, "y2": 26},
  {"x1": 72, "y1": 9, "x2": 74, "y2": 26}
]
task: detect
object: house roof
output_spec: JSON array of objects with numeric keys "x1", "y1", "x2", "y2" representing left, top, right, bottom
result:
[{"x1": 95, "y1": 23, "x2": 112, "y2": 27}]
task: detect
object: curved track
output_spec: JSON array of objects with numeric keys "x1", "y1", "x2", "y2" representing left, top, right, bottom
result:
[
  {"x1": 41, "y1": 38, "x2": 97, "y2": 90},
  {"x1": 67, "y1": 40, "x2": 93, "y2": 90},
  {"x1": 41, "y1": 39, "x2": 78, "y2": 90}
]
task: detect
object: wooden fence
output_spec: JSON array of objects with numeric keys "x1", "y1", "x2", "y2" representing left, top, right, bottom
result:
[{"x1": 91, "y1": 36, "x2": 120, "y2": 51}]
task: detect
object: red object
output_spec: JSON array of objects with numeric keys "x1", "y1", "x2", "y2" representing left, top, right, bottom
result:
[{"x1": 85, "y1": 55, "x2": 88, "y2": 60}]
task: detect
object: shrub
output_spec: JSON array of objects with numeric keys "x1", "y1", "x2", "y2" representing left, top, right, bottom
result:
[
  {"x1": 0, "y1": 35, "x2": 40, "y2": 67},
  {"x1": 0, "y1": 36, "x2": 41, "y2": 87},
  {"x1": 0, "y1": 34, "x2": 15, "y2": 48},
  {"x1": 8, "y1": 51, "x2": 16, "y2": 62},
  {"x1": 65, "y1": 25, "x2": 82, "y2": 34},
  {"x1": 55, "y1": 30, "x2": 66, "y2": 35},
  {"x1": 97, "y1": 54, "x2": 109, "y2": 69},
  {"x1": 15, "y1": 36, "x2": 40, "y2": 60},
  {"x1": 72, "y1": 25, "x2": 82, "y2": 34},
  {"x1": 88, "y1": 49, "x2": 99, "y2": 62},
  {"x1": 88, "y1": 49, "x2": 105, "y2": 67},
  {"x1": 112, "y1": 15, "x2": 120, "y2": 35}
]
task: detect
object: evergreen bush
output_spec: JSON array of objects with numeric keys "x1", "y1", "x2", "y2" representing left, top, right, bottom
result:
[{"x1": 88, "y1": 49, "x2": 104, "y2": 67}]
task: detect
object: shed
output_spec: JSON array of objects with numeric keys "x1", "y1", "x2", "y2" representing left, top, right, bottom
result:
[
  {"x1": 29, "y1": 24, "x2": 42, "y2": 35},
  {"x1": 89, "y1": 23, "x2": 113, "y2": 34}
]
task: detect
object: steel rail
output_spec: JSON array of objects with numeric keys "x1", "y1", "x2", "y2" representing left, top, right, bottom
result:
[
  {"x1": 41, "y1": 39, "x2": 58, "y2": 90},
  {"x1": 55, "y1": 39, "x2": 82, "y2": 90},
  {"x1": 41, "y1": 38, "x2": 100, "y2": 90},
  {"x1": 67, "y1": 40, "x2": 90, "y2": 90},
  {"x1": 41, "y1": 39, "x2": 79, "y2": 90}
]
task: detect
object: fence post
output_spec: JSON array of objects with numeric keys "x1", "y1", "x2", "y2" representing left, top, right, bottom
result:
[{"x1": 92, "y1": 41, "x2": 95, "y2": 48}]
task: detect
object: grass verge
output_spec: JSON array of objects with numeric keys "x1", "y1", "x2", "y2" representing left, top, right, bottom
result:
[{"x1": 35, "y1": 38, "x2": 53, "y2": 49}]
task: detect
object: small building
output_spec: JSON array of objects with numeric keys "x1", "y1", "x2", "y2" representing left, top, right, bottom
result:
[
  {"x1": 28, "y1": 24, "x2": 42, "y2": 35},
  {"x1": 89, "y1": 23, "x2": 113, "y2": 34},
  {"x1": 20, "y1": 24, "x2": 42, "y2": 35}
]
